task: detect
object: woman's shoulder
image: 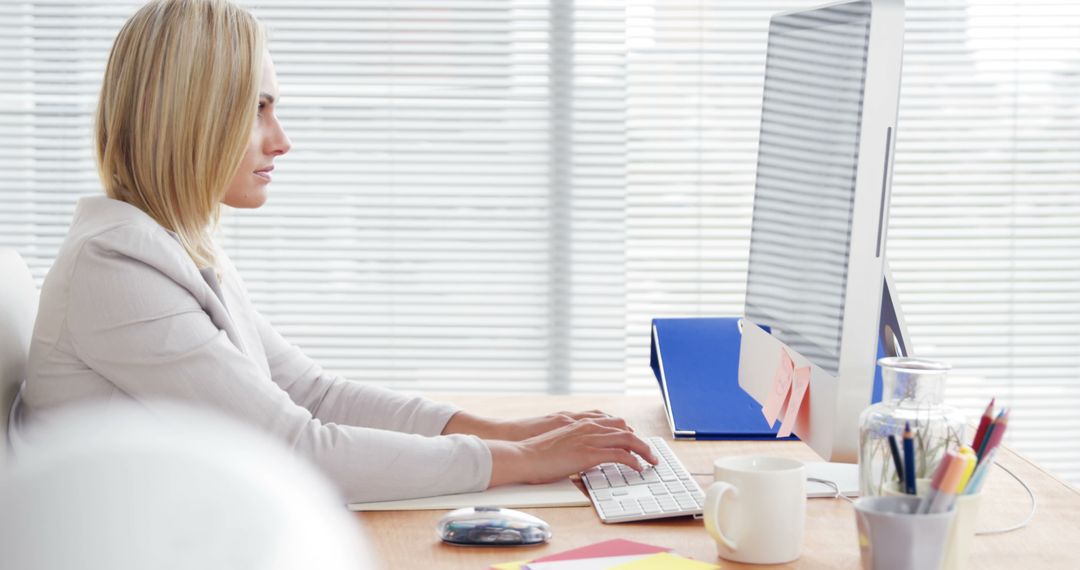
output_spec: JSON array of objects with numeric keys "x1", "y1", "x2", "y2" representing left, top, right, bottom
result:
[
  {"x1": 54, "y1": 196, "x2": 203, "y2": 292},
  {"x1": 67, "y1": 195, "x2": 174, "y2": 248}
]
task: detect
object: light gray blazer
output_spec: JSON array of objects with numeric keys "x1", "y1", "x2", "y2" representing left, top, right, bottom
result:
[{"x1": 17, "y1": 196, "x2": 491, "y2": 502}]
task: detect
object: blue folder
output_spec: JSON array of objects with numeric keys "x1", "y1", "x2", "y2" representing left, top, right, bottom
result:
[{"x1": 650, "y1": 317, "x2": 797, "y2": 440}]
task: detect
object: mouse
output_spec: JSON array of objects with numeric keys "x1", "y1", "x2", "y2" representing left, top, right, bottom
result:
[{"x1": 436, "y1": 506, "x2": 552, "y2": 546}]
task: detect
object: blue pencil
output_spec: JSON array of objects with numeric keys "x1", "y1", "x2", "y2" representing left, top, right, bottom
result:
[
  {"x1": 903, "y1": 422, "x2": 916, "y2": 495},
  {"x1": 888, "y1": 434, "x2": 905, "y2": 485}
]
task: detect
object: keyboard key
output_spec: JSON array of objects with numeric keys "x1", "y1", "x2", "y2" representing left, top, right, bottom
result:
[
  {"x1": 587, "y1": 475, "x2": 609, "y2": 489},
  {"x1": 665, "y1": 481, "x2": 685, "y2": 493},
  {"x1": 648, "y1": 483, "x2": 668, "y2": 495},
  {"x1": 611, "y1": 489, "x2": 629, "y2": 496},
  {"x1": 624, "y1": 471, "x2": 644, "y2": 485},
  {"x1": 619, "y1": 499, "x2": 643, "y2": 515},
  {"x1": 658, "y1": 498, "x2": 680, "y2": 512},
  {"x1": 592, "y1": 489, "x2": 613, "y2": 500},
  {"x1": 674, "y1": 493, "x2": 697, "y2": 510},
  {"x1": 598, "y1": 499, "x2": 620, "y2": 513},
  {"x1": 642, "y1": 470, "x2": 661, "y2": 483},
  {"x1": 640, "y1": 499, "x2": 662, "y2": 514},
  {"x1": 608, "y1": 477, "x2": 627, "y2": 488}
]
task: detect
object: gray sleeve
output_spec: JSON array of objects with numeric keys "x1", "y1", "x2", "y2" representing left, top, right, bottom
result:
[
  {"x1": 64, "y1": 233, "x2": 492, "y2": 502},
  {"x1": 253, "y1": 311, "x2": 462, "y2": 436}
]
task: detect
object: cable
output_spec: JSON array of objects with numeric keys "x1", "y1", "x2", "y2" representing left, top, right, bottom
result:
[
  {"x1": 695, "y1": 461, "x2": 1036, "y2": 535},
  {"x1": 975, "y1": 461, "x2": 1036, "y2": 535},
  {"x1": 808, "y1": 476, "x2": 857, "y2": 504}
]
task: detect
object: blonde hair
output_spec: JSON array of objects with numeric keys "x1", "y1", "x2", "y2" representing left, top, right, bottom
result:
[{"x1": 95, "y1": 0, "x2": 264, "y2": 268}]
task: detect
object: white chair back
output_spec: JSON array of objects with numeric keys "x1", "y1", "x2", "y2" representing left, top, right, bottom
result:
[{"x1": 0, "y1": 248, "x2": 37, "y2": 466}]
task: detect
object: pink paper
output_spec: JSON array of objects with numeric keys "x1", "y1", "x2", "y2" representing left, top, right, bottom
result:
[
  {"x1": 762, "y1": 348, "x2": 794, "y2": 426},
  {"x1": 528, "y1": 539, "x2": 670, "y2": 564},
  {"x1": 776, "y1": 365, "x2": 810, "y2": 438}
]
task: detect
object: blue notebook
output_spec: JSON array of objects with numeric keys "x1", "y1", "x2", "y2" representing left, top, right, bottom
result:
[{"x1": 650, "y1": 317, "x2": 797, "y2": 440}]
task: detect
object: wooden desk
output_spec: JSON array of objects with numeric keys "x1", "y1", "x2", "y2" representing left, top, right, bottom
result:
[{"x1": 355, "y1": 395, "x2": 1080, "y2": 569}]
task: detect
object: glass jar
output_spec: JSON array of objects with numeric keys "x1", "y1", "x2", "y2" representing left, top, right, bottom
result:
[{"x1": 858, "y1": 357, "x2": 966, "y2": 497}]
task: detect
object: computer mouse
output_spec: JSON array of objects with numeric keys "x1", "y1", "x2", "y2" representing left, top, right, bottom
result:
[{"x1": 436, "y1": 506, "x2": 552, "y2": 546}]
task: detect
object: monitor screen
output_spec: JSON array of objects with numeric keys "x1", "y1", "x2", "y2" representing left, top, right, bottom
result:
[{"x1": 743, "y1": 1, "x2": 872, "y2": 377}]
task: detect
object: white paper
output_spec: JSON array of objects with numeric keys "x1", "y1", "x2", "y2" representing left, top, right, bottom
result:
[
  {"x1": 805, "y1": 461, "x2": 860, "y2": 498},
  {"x1": 347, "y1": 477, "x2": 590, "y2": 511}
]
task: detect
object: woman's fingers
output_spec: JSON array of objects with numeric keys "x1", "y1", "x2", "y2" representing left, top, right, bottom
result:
[
  {"x1": 572, "y1": 416, "x2": 630, "y2": 432},
  {"x1": 558, "y1": 410, "x2": 614, "y2": 421},
  {"x1": 594, "y1": 448, "x2": 640, "y2": 471},
  {"x1": 579, "y1": 431, "x2": 657, "y2": 465}
]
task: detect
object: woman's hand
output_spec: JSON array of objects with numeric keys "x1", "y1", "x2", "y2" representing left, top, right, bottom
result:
[
  {"x1": 486, "y1": 418, "x2": 658, "y2": 487},
  {"x1": 443, "y1": 409, "x2": 631, "y2": 441}
]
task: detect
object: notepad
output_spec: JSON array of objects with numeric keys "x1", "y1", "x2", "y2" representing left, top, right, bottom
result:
[{"x1": 347, "y1": 477, "x2": 589, "y2": 511}]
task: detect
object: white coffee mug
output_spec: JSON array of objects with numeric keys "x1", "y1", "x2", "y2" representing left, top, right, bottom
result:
[{"x1": 704, "y1": 456, "x2": 806, "y2": 564}]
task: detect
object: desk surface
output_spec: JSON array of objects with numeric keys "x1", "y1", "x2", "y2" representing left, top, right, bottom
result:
[{"x1": 354, "y1": 394, "x2": 1080, "y2": 569}]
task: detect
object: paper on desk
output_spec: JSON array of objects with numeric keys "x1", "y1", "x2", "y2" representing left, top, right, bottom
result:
[
  {"x1": 805, "y1": 461, "x2": 860, "y2": 498},
  {"x1": 528, "y1": 539, "x2": 669, "y2": 564},
  {"x1": 347, "y1": 477, "x2": 589, "y2": 511},
  {"x1": 494, "y1": 539, "x2": 670, "y2": 570},
  {"x1": 609, "y1": 553, "x2": 720, "y2": 569},
  {"x1": 524, "y1": 554, "x2": 653, "y2": 570}
]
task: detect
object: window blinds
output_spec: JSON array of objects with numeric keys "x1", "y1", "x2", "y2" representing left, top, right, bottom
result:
[{"x1": 1, "y1": 0, "x2": 1077, "y2": 484}]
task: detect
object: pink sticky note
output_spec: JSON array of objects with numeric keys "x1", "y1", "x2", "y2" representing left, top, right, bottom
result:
[
  {"x1": 762, "y1": 348, "x2": 794, "y2": 426},
  {"x1": 777, "y1": 366, "x2": 810, "y2": 438}
]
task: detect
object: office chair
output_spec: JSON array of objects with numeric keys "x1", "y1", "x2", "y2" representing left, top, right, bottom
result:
[
  {"x1": 0, "y1": 403, "x2": 376, "y2": 569},
  {"x1": 0, "y1": 248, "x2": 37, "y2": 468}
]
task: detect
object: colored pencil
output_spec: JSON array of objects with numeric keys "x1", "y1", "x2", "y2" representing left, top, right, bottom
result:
[
  {"x1": 971, "y1": 398, "x2": 995, "y2": 451},
  {"x1": 927, "y1": 452, "x2": 967, "y2": 513},
  {"x1": 965, "y1": 447, "x2": 999, "y2": 495},
  {"x1": 903, "y1": 422, "x2": 916, "y2": 495},
  {"x1": 978, "y1": 409, "x2": 1010, "y2": 464},
  {"x1": 918, "y1": 451, "x2": 956, "y2": 514},
  {"x1": 888, "y1": 434, "x2": 905, "y2": 485},
  {"x1": 955, "y1": 446, "x2": 978, "y2": 493},
  {"x1": 975, "y1": 410, "x2": 999, "y2": 461}
]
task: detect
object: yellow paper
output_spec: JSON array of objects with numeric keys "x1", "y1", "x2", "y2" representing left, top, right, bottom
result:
[
  {"x1": 609, "y1": 552, "x2": 720, "y2": 570},
  {"x1": 490, "y1": 562, "x2": 529, "y2": 570}
]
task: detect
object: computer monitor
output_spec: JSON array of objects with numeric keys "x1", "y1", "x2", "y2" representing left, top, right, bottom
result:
[{"x1": 738, "y1": 0, "x2": 909, "y2": 463}]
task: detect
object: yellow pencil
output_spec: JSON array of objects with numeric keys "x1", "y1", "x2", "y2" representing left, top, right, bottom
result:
[{"x1": 954, "y1": 446, "x2": 977, "y2": 493}]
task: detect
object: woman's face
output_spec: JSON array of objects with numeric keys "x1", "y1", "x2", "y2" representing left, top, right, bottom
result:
[{"x1": 222, "y1": 55, "x2": 291, "y2": 209}]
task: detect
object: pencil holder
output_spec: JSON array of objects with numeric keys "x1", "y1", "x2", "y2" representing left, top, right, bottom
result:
[
  {"x1": 854, "y1": 495, "x2": 955, "y2": 570},
  {"x1": 882, "y1": 483, "x2": 982, "y2": 570},
  {"x1": 858, "y1": 357, "x2": 966, "y2": 497}
]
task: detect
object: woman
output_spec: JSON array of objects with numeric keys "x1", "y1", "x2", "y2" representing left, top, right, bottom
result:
[{"x1": 17, "y1": 0, "x2": 655, "y2": 502}]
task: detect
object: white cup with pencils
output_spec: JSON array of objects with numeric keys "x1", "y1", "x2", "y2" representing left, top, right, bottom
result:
[{"x1": 923, "y1": 399, "x2": 1008, "y2": 570}]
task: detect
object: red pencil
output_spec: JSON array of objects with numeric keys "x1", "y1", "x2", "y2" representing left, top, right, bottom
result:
[
  {"x1": 979, "y1": 408, "x2": 1010, "y2": 464},
  {"x1": 972, "y1": 398, "x2": 995, "y2": 451}
]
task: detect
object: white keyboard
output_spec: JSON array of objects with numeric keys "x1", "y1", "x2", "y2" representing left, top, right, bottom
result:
[{"x1": 581, "y1": 436, "x2": 705, "y2": 523}]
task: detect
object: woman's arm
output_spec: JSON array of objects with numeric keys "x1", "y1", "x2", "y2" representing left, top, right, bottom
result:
[
  {"x1": 64, "y1": 231, "x2": 491, "y2": 502},
  {"x1": 254, "y1": 311, "x2": 462, "y2": 436},
  {"x1": 442, "y1": 409, "x2": 636, "y2": 440}
]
